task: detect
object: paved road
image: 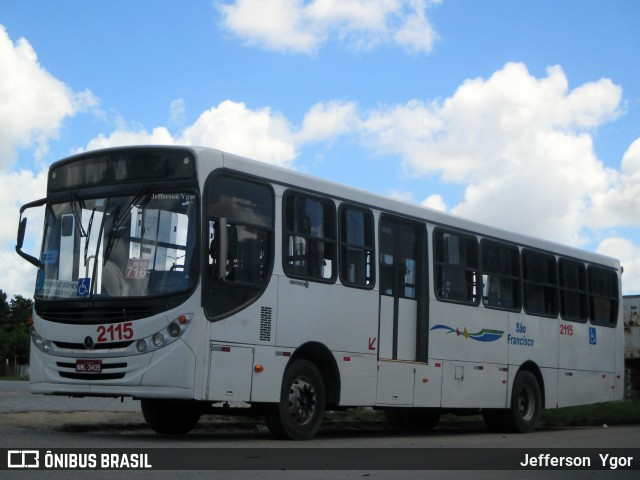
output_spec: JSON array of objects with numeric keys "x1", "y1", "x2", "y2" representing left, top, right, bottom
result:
[
  {"x1": 2, "y1": 380, "x2": 639, "y2": 479},
  {"x1": 0, "y1": 380, "x2": 139, "y2": 413}
]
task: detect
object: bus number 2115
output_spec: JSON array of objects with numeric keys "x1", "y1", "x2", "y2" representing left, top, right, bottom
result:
[{"x1": 97, "y1": 322, "x2": 134, "y2": 343}]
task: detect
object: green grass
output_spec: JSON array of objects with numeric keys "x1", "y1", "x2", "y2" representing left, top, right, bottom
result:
[
  {"x1": 0, "y1": 375, "x2": 29, "y2": 381},
  {"x1": 326, "y1": 401, "x2": 640, "y2": 429},
  {"x1": 540, "y1": 400, "x2": 640, "y2": 428}
]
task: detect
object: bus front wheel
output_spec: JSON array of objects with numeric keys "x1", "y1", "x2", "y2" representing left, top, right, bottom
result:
[
  {"x1": 141, "y1": 399, "x2": 201, "y2": 435},
  {"x1": 264, "y1": 359, "x2": 326, "y2": 440}
]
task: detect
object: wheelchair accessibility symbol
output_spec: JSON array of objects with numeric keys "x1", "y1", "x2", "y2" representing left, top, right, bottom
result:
[
  {"x1": 77, "y1": 278, "x2": 91, "y2": 297},
  {"x1": 589, "y1": 327, "x2": 597, "y2": 345}
]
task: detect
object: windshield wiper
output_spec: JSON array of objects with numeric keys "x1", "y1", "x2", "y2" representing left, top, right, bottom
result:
[
  {"x1": 68, "y1": 192, "x2": 87, "y2": 238},
  {"x1": 83, "y1": 207, "x2": 96, "y2": 266},
  {"x1": 103, "y1": 186, "x2": 151, "y2": 265}
]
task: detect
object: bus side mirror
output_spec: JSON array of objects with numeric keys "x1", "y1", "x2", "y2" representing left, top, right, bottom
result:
[
  {"x1": 17, "y1": 217, "x2": 27, "y2": 250},
  {"x1": 16, "y1": 198, "x2": 46, "y2": 268}
]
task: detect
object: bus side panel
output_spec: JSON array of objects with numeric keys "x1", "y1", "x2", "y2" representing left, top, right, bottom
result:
[
  {"x1": 376, "y1": 361, "x2": 415, "y2": 405},
  {"x1": 558, "y1": 323, "x2": 617, "y2": 407},
  {"x1": 429, "y1": 303, "x2": 508, "y2": 365},
  {"x1": 557, "y1": 370, "x2": 615, "y2": 407},
  {"x1": 333, "y1": 352, "x2": 377, "y2": 406},
  {"x1": 559, "y1": 322, "x2": 616, "y2": 373},
  {"x1": 207, "y1": 343, "x2": 254, "y2": 402},
  {"x1": 429, "y1": 303, "x2": 509, "y2": 409},
  {"x1": 250, "y1": 345, "x2": 293, "y2": 403},
  {"x1": 413, "y1": 361, "x2": 443, "y2": 407},
  {"x1": 507, "y1": 311, "x2": 559, "y2": 370},
  {"x1": 208, "y1": 281, "x2": 279, "y2": 346},
  {"x1": 275, "y1": 276, "x2": 379, "y2": 355},
  {"x1": 440, "y1": 360, "x2": 508, "y2": 408}
]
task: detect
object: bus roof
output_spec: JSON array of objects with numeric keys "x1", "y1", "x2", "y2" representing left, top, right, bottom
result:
[{"x1": 190, "y1": 145, "x2": 620, "y2": 270}]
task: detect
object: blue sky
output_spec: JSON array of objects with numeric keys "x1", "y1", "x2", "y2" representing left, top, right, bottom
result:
[{"x1": 1, "y1": 0, "x2": 640, "y2": 297}]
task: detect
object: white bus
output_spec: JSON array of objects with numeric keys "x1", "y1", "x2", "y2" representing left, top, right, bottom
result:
[{"x1": 17, "y1": 146, "x2": 624, "y2": 439}]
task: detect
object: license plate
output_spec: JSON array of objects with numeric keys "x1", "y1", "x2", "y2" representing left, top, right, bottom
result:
[{"x1": 76, "y1": 359, "x2": 102, "y2": 373}]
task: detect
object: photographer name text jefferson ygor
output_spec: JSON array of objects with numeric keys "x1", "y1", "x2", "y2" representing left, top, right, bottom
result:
[{"x1": 521, "y1": 453, "x2": 634, "y2": 470}]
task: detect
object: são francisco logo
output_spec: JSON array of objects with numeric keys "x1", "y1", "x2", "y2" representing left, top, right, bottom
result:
[{"x1": 430, "y1": 324, "x2": 504, "y2": 342}]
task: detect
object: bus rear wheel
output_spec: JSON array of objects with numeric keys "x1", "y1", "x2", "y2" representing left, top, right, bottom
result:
[
  {"x1": 141, "y1": 399, "x2": 201, "y2": 435},
  {"x1": 264, "y1": 359, "x2": 326, "y2": 440},
  {"x1": 483, "y1": 370, "x2": 541, "y2": 433}
]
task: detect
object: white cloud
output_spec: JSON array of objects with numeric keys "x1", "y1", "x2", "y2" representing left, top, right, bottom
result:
[
  {"x1": 0, "y1": 250, "x2": 39, "y2": 299},
  {"x1": 0, "y1": 25, "x2": 98, "y2": 167},
  {"x1": 85, "y1": 126, "x2": 175, "y2": 151},
  {"x1": 421, "y1": 193, "x2": 446, "y2": 212},
  {"x1": 217, "y1": 0, "x2": 438, "y2": 55},
  {"x1": 170, "y1": 98, "x2": 187, "y2": 126},
  {"x1": 179, "y1": 100, "x2": 297, "y2": 167},
  {"x1": 589, "y1": 137, "x2": 640, "y2": 229},
  {"x1": 296, "y1": 101, "x2": 360, "y2": 144},
  {"x1": 597, "y1": 237, "x2": 640, "y2": 295},
  {"x1": 83, "y1": 100, "x2": 360, "y2": 169},
  {"x1": 80, "y1": 101, "x2": 298, "y2": 167},
  {"x1": 0, "y1": 168, "x2": 48, "y2": 298},
  {"x1": 362, "y1": 62, "x2": 623, "y2": 246}
]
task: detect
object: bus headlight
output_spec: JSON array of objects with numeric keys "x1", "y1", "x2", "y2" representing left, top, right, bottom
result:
[
  {"x1": 136, "y1": 339, "x2": 148, "y2": 353},
  {"x1": 168, "y1": 323, "x2": 181, "y2": 338},
  {"x1": 31, "y1": 327, "x2": 53, "y2": 353},
  {"x1": 134, "y1": 313, "x2": 193, "y2": 355},
  {"x1": 152, "y1": 333, "x2": 165, "y2": 347}
]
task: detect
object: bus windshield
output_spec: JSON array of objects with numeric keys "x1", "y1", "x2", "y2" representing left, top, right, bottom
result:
[{"x1": 36, "y1": 190, "x2": 198, "y2": 300}]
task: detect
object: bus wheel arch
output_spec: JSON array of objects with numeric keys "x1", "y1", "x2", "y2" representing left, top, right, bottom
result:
[
  {"x1": 264, "y1": 358, "x2": 326, "y2": 440},
  {"x1": 262, "y1": 342, "x2": 341, "y2": 440},
  {"x1": 290, "y1": 341, "x2": 341, "y2": 408},
  {"x1": 483, "y1": 361, "x2": 544, "y2": 433},
  {"x1": 517, "y1": 361, "x2": 545, "y2": 410}
]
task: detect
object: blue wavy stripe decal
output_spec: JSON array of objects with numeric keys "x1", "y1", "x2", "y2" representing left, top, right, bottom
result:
[
  {"x1": 430, "y1": 325, "x2": 504, "y2": 342},
  {"x1": 430, "y1": 324, "x2": 456, "y2": 334}
]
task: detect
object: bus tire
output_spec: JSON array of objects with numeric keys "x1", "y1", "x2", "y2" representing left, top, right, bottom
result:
[
  {"x1": 485, "y1": 370, "x2": 541, "y2": 433},
  {"x1": 509, "y1": 370, "x2": 542, "y2": 432},
  {"x1": 141, "y1": 399, "x2": 201, "y2": 435},
  {"x1": 264, "y1": 359, "x2": 326, "y2": 440}
]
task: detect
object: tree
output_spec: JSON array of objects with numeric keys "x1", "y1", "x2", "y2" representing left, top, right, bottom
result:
[
  {"x1": 0, "y1": 290, "x2": 9, "y2": 324},
  {"x1": 0, "y1": 290, "x2": 33, "y2": 367}
]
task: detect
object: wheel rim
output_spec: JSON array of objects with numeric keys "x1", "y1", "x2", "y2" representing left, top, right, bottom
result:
[
  {"x1": 518, "y1": 383, "x2": 535, "y2": 422},
  {"x1": 287, "y1": 375, "x2": 317, "y2": 425}
]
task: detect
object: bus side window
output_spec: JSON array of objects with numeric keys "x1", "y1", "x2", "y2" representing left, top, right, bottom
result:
[
  {"x1": 434, "y1": 229, "x2": 479, "y2": 304},
  {"x1": 284, "y1": 193, "x2": 336, "y2": 282},
  {"x1": 523, "y1": 250, "x2": 558, "y2": 317},
  {"x1": 559, "y1": 259, "x2": 588, "y2": 322},
  {"x1": 481, "y1": 240, "x2": 521, "y2": 311}
]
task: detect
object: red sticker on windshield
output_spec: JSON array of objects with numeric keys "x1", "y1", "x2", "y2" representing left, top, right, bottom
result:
[{"x1": 125, "y1": 259, "x2": 149, "y2": 279}]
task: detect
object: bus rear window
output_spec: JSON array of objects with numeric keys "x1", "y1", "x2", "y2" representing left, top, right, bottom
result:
[{"x1": 588, "y1": 267, "x2": 619, "y2": 326}]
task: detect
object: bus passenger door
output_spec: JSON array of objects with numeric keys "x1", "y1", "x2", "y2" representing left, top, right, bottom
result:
[{"x1": 378, "y1": 216, "x2": 428, "y2": 362}]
